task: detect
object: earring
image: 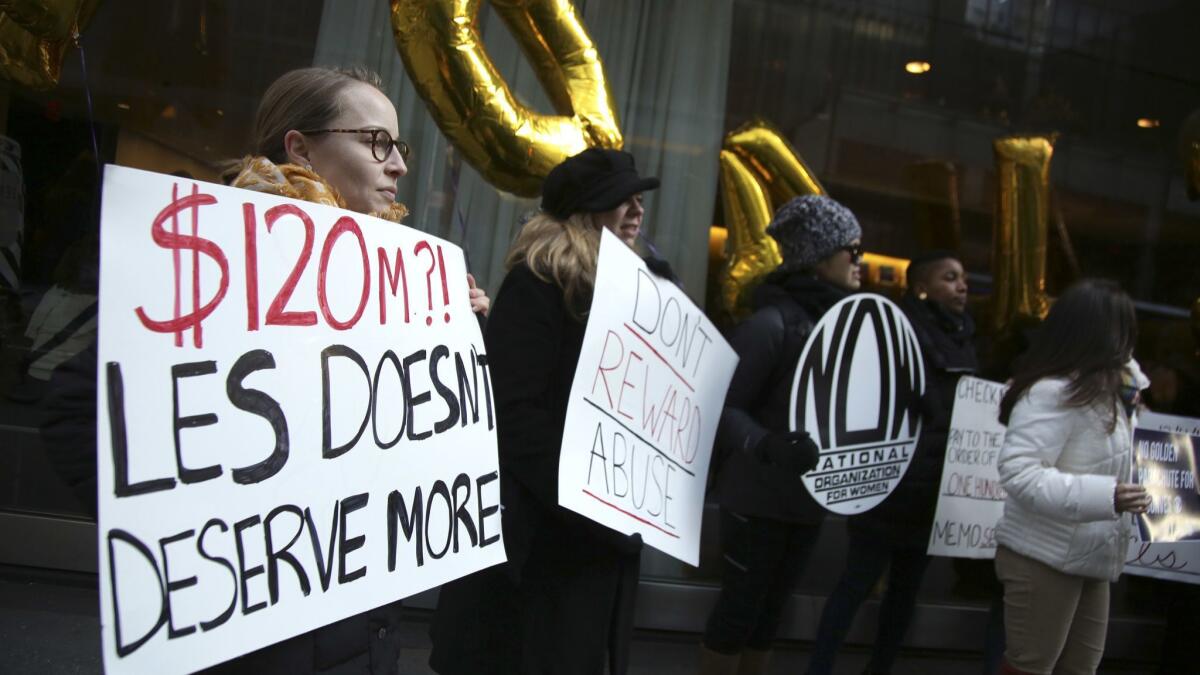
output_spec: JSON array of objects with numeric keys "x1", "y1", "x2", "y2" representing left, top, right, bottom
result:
[
  {"x1": 917, "y1": 291, "x2": 928, "y2": 300},
  {"x1": 304, "y1": 163, "x2": 313, "y2": 171}
]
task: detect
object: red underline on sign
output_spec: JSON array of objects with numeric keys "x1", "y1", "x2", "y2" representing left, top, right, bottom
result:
[
  {"x1": 581, "y1": 488, "x2": 681, "y2": 539},
  {"x1": 623, "y1": 323, "x2": 695, "y2": 393}
]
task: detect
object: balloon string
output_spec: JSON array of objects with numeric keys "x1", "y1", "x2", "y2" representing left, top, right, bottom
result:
[{"x1": 74, "y1": 32, "x2": 102, "y2": 183}]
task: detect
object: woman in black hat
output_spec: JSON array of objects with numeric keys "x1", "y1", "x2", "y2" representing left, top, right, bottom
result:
[{"x1": 430, "y1": 148, "x2": 661, "y2": 675}]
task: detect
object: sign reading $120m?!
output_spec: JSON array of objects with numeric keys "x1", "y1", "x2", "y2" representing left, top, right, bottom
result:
[{"x1": 789, "y1": 295, "x2": 926, "y2": 515}]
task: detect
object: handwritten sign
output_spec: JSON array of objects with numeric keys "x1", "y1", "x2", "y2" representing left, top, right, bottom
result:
[
  {"x1": 927, "y1": 377, "x2": 1007, "y2": 558},
  {"x1": 790, "y1": 294, "x2": 926, "y2": 514},
  {"x1": 1123, "y1": 411, "x2": 1200, "y2": 585},
  {"x1": 557, "y1": 229, "x2": 737, "y2": 565},
  {"x1": 97, "y1": 166, "x2": 504, "y2": 673}
]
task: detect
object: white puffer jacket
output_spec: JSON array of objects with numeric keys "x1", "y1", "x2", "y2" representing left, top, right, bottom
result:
[{"x1": 994, "y1": 361, "x2": 1149, "y2": 581}]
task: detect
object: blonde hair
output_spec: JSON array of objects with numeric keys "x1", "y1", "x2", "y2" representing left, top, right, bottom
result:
[{"x1": 505, "y1": 212, "x2": 601, "y2": 318}]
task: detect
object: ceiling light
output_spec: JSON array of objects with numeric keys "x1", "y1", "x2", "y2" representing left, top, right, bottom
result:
[
  {"x1": 905, "y1": 60, "x2": 932, "y2": 75},
  {"x1": 116, "y1": 102, "x2": 131, "y2": 110},
  {"x1": 1136, "y1": 118, "x2": 1160, "y2": 129}
]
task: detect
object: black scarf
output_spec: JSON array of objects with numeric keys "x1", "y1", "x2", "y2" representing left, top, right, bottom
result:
[
  {"x1": 751, "y1": 270, "x2": 847, "y2": 321},
  {"x1": 898, "y1": 293, "x2": 978, "y2": 373}
]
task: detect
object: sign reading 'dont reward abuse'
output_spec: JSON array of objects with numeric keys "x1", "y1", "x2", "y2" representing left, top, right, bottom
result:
[
  {"x1": 926, "y1": 376, "x2": 1008, "y2": 558},
  {"x1": 790, "y1": 294, "x2": 926, "y2": 515},
  {"x1": 558, "y1": 229, "x2": 737, "y2": 565},
  {"x1": 97, "y1": 166, "x2": 503, "y2": 674}
]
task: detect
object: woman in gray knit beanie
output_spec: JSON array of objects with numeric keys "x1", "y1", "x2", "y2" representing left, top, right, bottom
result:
[
  {"x1": 766, "y1": 194, "x2": 863, "y2": 286},
  {"x1": 701, "y1": 194, "x2": 864, "y2": 674}
]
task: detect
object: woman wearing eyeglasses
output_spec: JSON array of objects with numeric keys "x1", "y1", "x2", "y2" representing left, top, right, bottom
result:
[
  {"x1": 227, "y1": 66, "x2": 489, "y2": 316},
  {"x1": 206, "y1": 66, "x2": 485, "y2": 675},
  {"x1": 700, "y1": 195, "x2": 863, "y2": 675}
]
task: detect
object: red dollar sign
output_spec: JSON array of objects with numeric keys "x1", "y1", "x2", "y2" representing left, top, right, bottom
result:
[{"x1": 134, "y1": 185, "x2": 229, "y2": 348}]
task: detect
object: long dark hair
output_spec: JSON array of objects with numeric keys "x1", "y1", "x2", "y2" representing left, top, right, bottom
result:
[{"x1": 998, "y1": 279, "x2": 1137, "y2": 430}]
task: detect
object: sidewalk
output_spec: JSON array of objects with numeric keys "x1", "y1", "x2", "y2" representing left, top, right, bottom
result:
[{"x1": 1, "y1": 575, "x2": 1156, "y2": 675}]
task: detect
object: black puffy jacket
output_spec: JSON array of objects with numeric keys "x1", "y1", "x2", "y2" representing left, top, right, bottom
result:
[{"x1": 709, "y1": 272, "x2": 846, "y2": 524}]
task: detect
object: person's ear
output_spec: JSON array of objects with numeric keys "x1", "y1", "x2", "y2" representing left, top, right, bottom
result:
[{"x1": 283, "y1": 130, "x2": 313, "y2": 170}]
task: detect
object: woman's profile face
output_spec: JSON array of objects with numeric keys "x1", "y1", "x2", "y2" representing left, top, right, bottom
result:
[
  {"x1": 915, "y1": 258, "x2": 968, "y2": 313},
  {"x1": 302, "y1": 82, "x2": 408, "y2": 215},
  {"x1": 592, "y1": 193, "x2": 645, "y2": 247},
  {"x1": 813, "y1": 238, "x2": 862, "y2": 291}
]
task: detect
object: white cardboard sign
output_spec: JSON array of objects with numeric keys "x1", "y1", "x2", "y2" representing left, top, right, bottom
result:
[
  {"x1": 97, "y1": 166, "x2": 504, "y2": 673},
  {"x1": 557, "y1": 228, "x2": 737, "y2": 565},
  {"x1": 926, "y1": 376, "x2": 1008, "y2": 558},
  {"x1": 790, "y1": 294, "x2": 926, "y2": 514}
]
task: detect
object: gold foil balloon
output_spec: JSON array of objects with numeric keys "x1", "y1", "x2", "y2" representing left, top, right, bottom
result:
[
  {"x1": 712, "y1": 120, "x2": 826, "y2": 321},
  {"x1": 390, "y1": 0, "x2": 622, "y2": 197},
  {"x1": 0, "y1": 0, "x2": 88, "y2": 39},
  {"x1": 724, "y1": 119, "x2": 824, "y2": 204},
  {"x1": 0, "y1": 0, "x2": 98, "y2": 90},
  {"x1": 991, "y1": 134, "x2": 1055, "y2": 333},
  {"x1": 716, "y1": 149, "x2": 780, "y2": 321}
]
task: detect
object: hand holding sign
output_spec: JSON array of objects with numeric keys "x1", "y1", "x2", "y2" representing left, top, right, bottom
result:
[{"x1": 1116, "y1": 483, "x2": 1152, "y2": 514}]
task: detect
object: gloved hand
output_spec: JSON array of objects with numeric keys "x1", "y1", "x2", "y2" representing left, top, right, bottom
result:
[{"x1": 754, "y1": 430, "x2": 820, "y2": 475}]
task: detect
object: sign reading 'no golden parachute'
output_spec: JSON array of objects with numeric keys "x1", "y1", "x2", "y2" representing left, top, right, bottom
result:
[{"x1": 789, "y1": 295, "x2": 926, "y2": 515}]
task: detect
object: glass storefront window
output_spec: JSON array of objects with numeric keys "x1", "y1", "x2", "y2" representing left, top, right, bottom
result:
[{"x1": 0, "y1": 0, "x2": 1195, "y2": 666}]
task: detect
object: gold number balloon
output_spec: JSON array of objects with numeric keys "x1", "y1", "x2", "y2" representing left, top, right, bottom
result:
[
  {"x1": 390, "y1": 0, "x2": 622, "y2": 197},
  {"x1": 0, "y1": 0, "x2": 99, "y2": 90},
  {"x1": 713, "y1": 121, "x2": 824, "y2": 320},
  {"x1": 724, "y1": 119, "x2": 824, "y2": 205},
  {"x1": 716, "y1": 149, "x2": 780, "y2": 321},
  {"x1": 991, "y1": 134, "x2": 1055, "y2": 333}
]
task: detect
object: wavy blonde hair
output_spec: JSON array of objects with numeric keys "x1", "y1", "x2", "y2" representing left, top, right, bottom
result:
[{"x1": 505, "y1": 211, "x2": 601, "y2": 318}]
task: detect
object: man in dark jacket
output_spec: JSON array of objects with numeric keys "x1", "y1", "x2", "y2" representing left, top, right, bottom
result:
[{"x1": 701, "y1": 195, "x2": 864, "y2": 675}]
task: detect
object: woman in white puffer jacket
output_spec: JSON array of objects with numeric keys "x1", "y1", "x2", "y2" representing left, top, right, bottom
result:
[{"x1": 994, "y1": 280, "x2": 1151, "y2": 675}]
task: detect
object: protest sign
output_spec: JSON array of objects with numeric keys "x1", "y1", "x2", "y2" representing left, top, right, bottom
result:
[
  {"x1": 790, "y1": 294, "x2": 926, "y2": 515},
  {"x1": 1131, "y1": 411, "x2": 1200, "y2": 542},
  {"x1": 1123, "y1": 411, "x2": 1200, "y2": 585},
  {"x1": 557, "y1": 229, "x2": 737, "y2": 565},
  {"x1": 97, "y1": 166, "x2": 503, "y2": 673},
  {"x1": 926, "y1": 377, "x2": 1007, "y2": 558}
]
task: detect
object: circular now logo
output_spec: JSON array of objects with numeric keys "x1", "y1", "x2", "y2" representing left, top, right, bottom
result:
[{"x1": 789, "y1": 295, "x2": 926, "y2": 515}]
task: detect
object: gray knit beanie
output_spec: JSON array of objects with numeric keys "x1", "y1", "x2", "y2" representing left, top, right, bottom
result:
[{"x1": 766, "y1": 195, "x2": 862, "y2": 273}]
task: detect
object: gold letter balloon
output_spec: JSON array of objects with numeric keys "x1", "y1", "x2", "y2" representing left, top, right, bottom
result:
[
  {"x1": 0, "y1": 0, "x2": 99, "y2": 90},
  {"x1": 714, "y1": 120, "x2": 825, "y2": 320},
  {"x1": 991, "y1": 134, "x2": 1055, "y2": 333},
  {"x1": 390, "y1": 0, "x2": 622, "y2": 197}
]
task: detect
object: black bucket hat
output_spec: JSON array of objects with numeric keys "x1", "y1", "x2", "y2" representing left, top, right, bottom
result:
[{"x1": 540, "y1": 148, "x2": 660, "y2": 219}]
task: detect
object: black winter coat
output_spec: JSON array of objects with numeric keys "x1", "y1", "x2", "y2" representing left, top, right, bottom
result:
[
  {"x1": 484, "y1": 263, "x2": 643, "y2": 574},
  {"x1": 709, "y1": 273, "x2": 846, "y2": 524},
  {"x1": 850, "y1": 293, "x2": 978, "y2": 546}
]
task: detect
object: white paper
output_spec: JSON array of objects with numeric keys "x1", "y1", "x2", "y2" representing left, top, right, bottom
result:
[
  {"x1": 556, "y1": 229, "x2": 737, "y2": 565},
  {"x1": 926, "y1": 376, "x2": 1007, "y2": 558},
  {"x1": 790, "y1": 294, "x2": 926, "y2": 515},
  {"x1": 97, "y1": 166, "x2": 504, "y2": 673}
]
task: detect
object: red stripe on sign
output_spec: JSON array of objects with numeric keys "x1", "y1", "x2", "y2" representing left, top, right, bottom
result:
[{"x1": 581, "y1": 489, "x2": 680, "y2": 539}]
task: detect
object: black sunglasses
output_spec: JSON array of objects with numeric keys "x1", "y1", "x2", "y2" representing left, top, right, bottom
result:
[
  {"x1": 841, "y1": 244, "x2": 863, "y2": 263},
  {"x1": 299, "y1": 128, "x2": 411, "y2": 162}
]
